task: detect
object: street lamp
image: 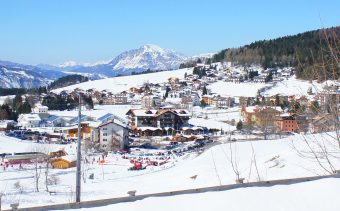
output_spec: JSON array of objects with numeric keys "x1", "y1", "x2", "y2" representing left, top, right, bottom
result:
[{"x1": 76, "y1": 94, "x2": 82, "y2": 203}]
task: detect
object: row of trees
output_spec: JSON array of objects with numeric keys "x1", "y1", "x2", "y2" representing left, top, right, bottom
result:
[
  {"x1": 48, "y1": 75, "x2": 88, "y2": 90},
  {"x1": 42, "y1": 94, "x2": 94, "y2": 111},
  {"x1": 0, "y1": 86, "x2": 47, "y2": 97}
]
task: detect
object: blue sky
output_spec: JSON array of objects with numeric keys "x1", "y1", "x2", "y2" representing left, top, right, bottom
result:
[{"x1": 0, "y1": 0, "x2": 339, "y2": 65}]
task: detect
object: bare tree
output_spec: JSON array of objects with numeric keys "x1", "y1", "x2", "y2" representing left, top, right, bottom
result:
[
  {"x1": 256, "y1": 107, "x2": 278, "y2": 140},
  {"x1": 29, "y1": 145, "x2": 50, "y2": 192}
]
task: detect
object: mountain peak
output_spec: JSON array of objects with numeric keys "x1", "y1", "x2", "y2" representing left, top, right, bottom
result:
[
  {"x1": 141, "y1": 44, "x2": 165, "y2": 53},
  {"x1": 106, "y1": 44, "x2": 187, "y2": 74}
]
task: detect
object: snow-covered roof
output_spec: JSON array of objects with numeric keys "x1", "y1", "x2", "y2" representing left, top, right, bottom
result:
[
  {"x1": 19, "y1": 113, "x2": 41, "y2": 121},
  {"x1": 245, "y1": 106, "x2": 283, "y2": 113},
  {"x1": 127, "y1": 109, "x2": 191, "y2": 117},
  {"x1": 97, "y1": 113, "x2": 114, "y2": 122},
  {"x1": 45, "y1": 115, "x2": 60, "y2": 122},
  {"x1": 59, "y1": 155, "x2": 77, "y2": 163}
]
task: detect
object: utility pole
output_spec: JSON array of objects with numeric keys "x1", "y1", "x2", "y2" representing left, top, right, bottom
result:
[{"x1": 76, "y1": 94, "x2": 81, "y2": 203}]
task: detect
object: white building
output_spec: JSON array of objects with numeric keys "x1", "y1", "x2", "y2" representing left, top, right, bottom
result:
[
  {"x1": 91, "y1": 120, "x2": 129, "y2": 151},
  {"x1": 18, "y1": 114, "x2": 41, "y2": 128},
  {"x1": 32, "y1": 103, "x2": 48, "y2": 114}
]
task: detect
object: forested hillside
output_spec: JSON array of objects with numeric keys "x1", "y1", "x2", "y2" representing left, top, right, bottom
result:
[
  {"x1": 48, "y1": 75, "x2": 88, "y2": 89},
  {"x1": 210, "y1": 26, "x2": 340, "y2": 81}
]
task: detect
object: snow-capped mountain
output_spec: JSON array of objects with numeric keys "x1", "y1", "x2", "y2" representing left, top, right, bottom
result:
[
  {"x1": 0, "y1": 65, "x2": 51, "y2": 88},
  {"x1": 70, "y1": 44, "x2": 187, "y2": 77},
  {"x1": 109, "y1": 44, "x2": 187, "y2": 72},
  {"x1": 0, "y1": 60, "x2": 66, "y2": 80}
]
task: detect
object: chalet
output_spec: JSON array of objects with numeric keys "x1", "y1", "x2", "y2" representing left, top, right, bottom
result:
[
  {"x1": 275, "y1": 114, "x2": 299, "y2": 132},
  {"x1": 60, "y1": 122, "x2": 93, "y2": 140},
  {"x1": 310, "y1": 113, "x2": 337, "y2": 133},
  {"x1": 51, "y1": 155, "x2": 76, "y2": 169},
  {"x1": 241, "y1": 105, "x2": 282, "y2": 127},
  {"x1": 212, "y1": 96, "x2": 234, "y2": 108},
  {"x1": 203, "y1": 73, "x2": 218, "y2": 83},
  {"x1": 168, "y1": 77, "x2": 179, "y2": 85},
  {"x1": 102, "y1": 93, "x2": 127, "y2": 105},
  {"x1": 126, "y1": 108, "x2": 191, "y2": 136},
  {"x1": 49, "y1": 149, "x2": 68, "y2": 159},
  {"x1": 225, "y1": 75, "x2": 242, "y2": 83},
  {"x1": 202, "y1": 95, "x2": 214, "y2": 105},
  {"x1": 129, "y1": 87, "x2": 142, "y2": 94},
  {"x1": 253, "y1": 75, "x2": 266, "y2": 83}
]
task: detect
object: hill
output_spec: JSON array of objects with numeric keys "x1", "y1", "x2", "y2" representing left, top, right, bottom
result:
[
  {"x1": 48, "y1": 74, "x2": 89, "y2": 90},
  {"x1": 53, "y1": 68, "x2": 192, "y2": 94},
  {"x1": 210, "y1": 26, "x2": 340, "y2": 81}
]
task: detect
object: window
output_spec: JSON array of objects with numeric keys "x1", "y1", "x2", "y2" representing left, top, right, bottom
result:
[
  {"x1": 102, "y1": 127, "x2": 107, "y2": 131},
  {"x1": 103, "y1": 139, "x2": 107, "y2": 142},
  {"x1": 103, "y1": 133, "x2": 108, "y2": 136}
]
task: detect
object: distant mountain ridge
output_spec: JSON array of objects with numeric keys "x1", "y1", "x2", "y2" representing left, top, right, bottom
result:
[
  {"x1": 0, "y1": 44, "x2": 187, "y2": 88},
  {"x1": 0, "y1": 65, "x2": 51, "y2": 88}
]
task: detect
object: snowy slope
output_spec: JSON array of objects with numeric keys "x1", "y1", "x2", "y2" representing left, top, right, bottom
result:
[
  {"x1": 66, "y1": 178, "x2": 340, "y2": 211},
  {"x1": 1, "y1": 132, "x2": 339, "y2": 209},
  {"x1": 263, "y1": 76, "x2": 323, "y2": 96},
  {"x1": 53, "y1": 68, "x2": 193, "y2": 93},
  {"x1": 208, "y1": 81, "x2": 269, "y2": 97}
]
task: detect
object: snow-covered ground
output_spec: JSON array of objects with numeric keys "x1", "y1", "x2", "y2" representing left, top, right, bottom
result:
[
  {"x1": 67, "y1": 178, "x2": 340, "y2": 211},
  {"x1": 53, "y1": 68, "x2": 192, "y2": 94},
  {"x1": 193, "y1": 106, "x2": 241, "y2": 122},
  {"x1": 209, "y1": 76, "x2": 325, "y2": 98},
  {"x1": 263, "y1": 76, "x2": 323, "y2": 97},
  {"x1": 0, "y1": 133, "x2": 71, "y2": 153},
  {"x1": 1, "y1": 132, "x2": 339, "y2": 209},
  {"x1": 208, "y1": 81, "x2": 269, "y2": 97},
  {"x1": 189, "y1": 118, "x2": 235, "y2": 132}
]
